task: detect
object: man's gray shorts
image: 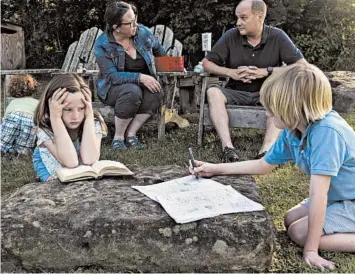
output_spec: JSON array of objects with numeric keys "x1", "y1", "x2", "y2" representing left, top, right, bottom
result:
[{"x1": 211, "y1": 86, "x2": 261, "y2": 106}]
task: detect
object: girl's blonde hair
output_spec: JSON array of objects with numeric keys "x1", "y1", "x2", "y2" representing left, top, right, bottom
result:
[
  {"x1": 260, "y1": 63, "x2": 332, "y2": 130},
  {"x1": 34, "y1": 73, "x2": 108, "y2": 137}
]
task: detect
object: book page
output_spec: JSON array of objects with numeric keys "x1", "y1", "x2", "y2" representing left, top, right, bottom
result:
[
  {"x1": 56, "y1": 165, "x2": 95, "y2": 182},
  {"x1": 132, "y1": 175, "x2": 227, "y2": 202},
  {"x1": 92, "y1": 160, "x2": 133, "y2": 175},
  {"x1": 132, "y1": 176, "x2": 264, "y2": 224}
]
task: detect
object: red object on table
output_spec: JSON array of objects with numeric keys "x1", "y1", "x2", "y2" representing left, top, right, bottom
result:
[{"x1": 155, "y1": 56, "x2": 184, "y2": 72}]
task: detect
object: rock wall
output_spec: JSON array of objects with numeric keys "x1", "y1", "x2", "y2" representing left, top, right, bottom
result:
[
  {"x1": 326, "y1": 71, "x2": 355, "y2": 113},
  {"x1": 1, "y1": 165, "x2": 274, "y2": 273}
]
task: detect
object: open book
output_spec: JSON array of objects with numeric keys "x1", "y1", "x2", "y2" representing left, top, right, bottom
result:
[{"x1": 56, "y1": 160, "x2": 133, "y2": 183}]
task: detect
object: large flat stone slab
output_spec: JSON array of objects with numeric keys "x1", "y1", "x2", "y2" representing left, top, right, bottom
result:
[{"x1": 1, "y1": 165, "x2": 274, "y2": 273}]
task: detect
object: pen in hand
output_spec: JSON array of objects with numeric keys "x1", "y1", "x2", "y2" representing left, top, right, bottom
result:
[{"x1": 188, "y1": 147, "x2": 198, "y2": 178}]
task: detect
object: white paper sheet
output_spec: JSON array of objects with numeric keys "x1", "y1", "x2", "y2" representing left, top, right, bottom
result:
[{"x1": 132, "y1": 176, "x2": 264, "y2": 223}]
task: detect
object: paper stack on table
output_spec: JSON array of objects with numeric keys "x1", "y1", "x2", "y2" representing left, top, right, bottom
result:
[{"x1": 132, "y1": 175, "x2": 264, "y2": 224}]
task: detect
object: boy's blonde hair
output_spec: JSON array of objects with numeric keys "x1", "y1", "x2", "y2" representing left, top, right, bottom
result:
[{"x1": 260, "y1": 63, "x2": 332, "y2": 130}]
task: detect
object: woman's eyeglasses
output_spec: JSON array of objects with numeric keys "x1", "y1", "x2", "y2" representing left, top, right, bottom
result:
[{"x1": 121, "y1": 18, "x2": 138, "y2": 28}]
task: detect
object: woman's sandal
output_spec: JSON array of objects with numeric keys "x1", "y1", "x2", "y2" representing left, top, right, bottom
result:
[
  {"x1": 111, "y1": 139, "x2": 128, "y2": 151},
  {"x1": 126, "y1": 135, "x2": 147, "y2": 149}
]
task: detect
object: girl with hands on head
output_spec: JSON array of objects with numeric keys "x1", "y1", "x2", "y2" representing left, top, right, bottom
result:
[
  {"x1": 33, "y1": 74, "x2": 108, "y2": 182},
  {"x1": 190, "y1": 63, "x2": 355, "y2": 271}
]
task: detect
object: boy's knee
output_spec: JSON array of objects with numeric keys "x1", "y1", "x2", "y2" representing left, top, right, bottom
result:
[
  {"x1": 284, "y1": 212, "x2": 293, "y2": 229},
  {"x1": 288, "y1": 222, "x2": 307, "y2": 247}
]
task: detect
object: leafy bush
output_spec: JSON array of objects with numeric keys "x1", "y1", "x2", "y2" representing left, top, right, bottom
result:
[{"x1": 2, "y1": 0, "x2": 355, "y2": 70}]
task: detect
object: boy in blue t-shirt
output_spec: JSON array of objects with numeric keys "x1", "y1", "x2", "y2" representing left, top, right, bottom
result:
[{"x1": 189, "y1": 63, "x2": 355, "y2": 271}]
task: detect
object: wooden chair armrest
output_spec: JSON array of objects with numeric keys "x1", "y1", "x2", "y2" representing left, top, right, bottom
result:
[{"x1": 1, "y1": 69, "x2": 60, "y2": 75}]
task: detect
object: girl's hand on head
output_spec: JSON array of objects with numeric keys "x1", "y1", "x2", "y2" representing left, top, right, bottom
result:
[
  {"x1": 81, "y1": 88, "x2": 94, "y2": 118},
  {"x1": 49, "y1": 88, "x2": 70, "y2": 119},
  {"x1": 303, "y1": 250, "x2": 335, "y2": 271},
  {"x1": 189, "y1": 160, "x2": 217, "y2": 178}
]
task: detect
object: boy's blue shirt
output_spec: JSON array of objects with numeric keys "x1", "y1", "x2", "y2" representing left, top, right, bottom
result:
[
  {"x1": 94, "y1": 24, "x2": 166, "y2": 100},
  {"x1": 265, "y1": 110, "x2": 355, "y2": 202}
]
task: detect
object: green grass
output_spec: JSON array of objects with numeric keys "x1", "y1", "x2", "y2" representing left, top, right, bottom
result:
[{"x1": 1, "y1": 112, "x2": 355, "y2": 272}]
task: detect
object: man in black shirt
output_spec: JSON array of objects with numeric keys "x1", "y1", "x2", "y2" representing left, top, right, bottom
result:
[{"x1": 203, "y1": 0, "x2": 306, "y2": 162}]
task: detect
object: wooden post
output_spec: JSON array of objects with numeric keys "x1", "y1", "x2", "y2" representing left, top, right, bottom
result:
[
  {"x1": 1, "y1": 22, "x2": 25, "y2": 70},
  {"x1": 197, "y1": 76, "x2": 209, "y2": 146},
  {"x1": 157, "y1": 75, "x2": 166, "y2": 139}
]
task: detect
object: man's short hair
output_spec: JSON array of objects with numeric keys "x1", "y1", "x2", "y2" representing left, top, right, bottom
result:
[{"x1": 239, "y1": 0, "x2": 267, "y2": 18}]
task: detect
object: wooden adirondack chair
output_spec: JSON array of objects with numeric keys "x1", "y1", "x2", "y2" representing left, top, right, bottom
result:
[
  {"x1": 2, "y1": 27, "x2": 103, "y2": 105},
  {"x1": 59, "y1": 27, "x2": 102, "y2": 73},
  {"x1": 150, "y1": 25, "x2": 183, "y2": 56},
  {"x1": 1, "y1": 27, "x2": 102, "y2": 76}
]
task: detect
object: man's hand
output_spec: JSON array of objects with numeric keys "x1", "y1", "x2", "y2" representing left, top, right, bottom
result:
[
  {"x1": 227, "y1": 66, "x2": 268, "y2": 83},
  {"x1": 303, "y1": 250, "x2": 335, "y2": 271},
  {"x1": 227, "y1": 67, "x2": 252, "y2": 83},
  {"x1": 242, "y1": 66, "x2": 268, "y2": 80},
  {"x1": 139, "y1": 74, "x2": 161, "y2": 93}
]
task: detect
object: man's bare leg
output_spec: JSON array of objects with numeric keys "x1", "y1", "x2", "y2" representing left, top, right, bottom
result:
[
  {"x1": 258, "y1": 116, "x2": 281, "y2": 154},
  {"x1": 207, "y1": 87, "x2": 239, "y2": 162},
  {"x1": 207, "y1": 87, "x2": 233, "y2": 149}
]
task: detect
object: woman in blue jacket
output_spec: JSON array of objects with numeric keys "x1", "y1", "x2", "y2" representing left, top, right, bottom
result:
[{"x1": 94, "y1": 1, "x2": 166, "y2": 150}]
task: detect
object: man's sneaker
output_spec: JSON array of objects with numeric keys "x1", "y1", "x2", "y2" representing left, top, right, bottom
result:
[
  {"x1": 222, "y1": 147, "x2": 240, "y2": 163},
  {"x1": 126, "y1": 135, "x2": 147, "y2": 149}
]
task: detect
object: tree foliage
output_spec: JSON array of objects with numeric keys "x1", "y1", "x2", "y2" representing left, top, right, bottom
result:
[{"x1": 2, "y1": 0, "x2": 355, "y2": 70}]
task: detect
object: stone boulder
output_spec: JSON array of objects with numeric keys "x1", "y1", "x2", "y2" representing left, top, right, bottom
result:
[
  {"x1": 326, "y1": 71, "x2": 355, "y2": 113},
  {"x1": 1, "y1": 165, "x2": 274, "y2": 273}
]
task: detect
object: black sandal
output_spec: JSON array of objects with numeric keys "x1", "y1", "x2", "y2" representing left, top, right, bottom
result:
[
  {"x1": 126, "y1": 135, "x2": 147, "y2": 149},
  {"x1": 111, "y1": 139, "x2": 128, "y2": 151}
]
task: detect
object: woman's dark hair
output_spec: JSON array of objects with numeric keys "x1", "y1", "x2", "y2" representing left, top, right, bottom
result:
[{"x1": 104, "y1": 1, "x2": 137, "y2": 33}]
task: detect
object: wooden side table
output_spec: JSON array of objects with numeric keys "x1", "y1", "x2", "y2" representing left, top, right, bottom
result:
[{"x1": 156, "y1": 72, "x2": 217, "y2": 138}]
